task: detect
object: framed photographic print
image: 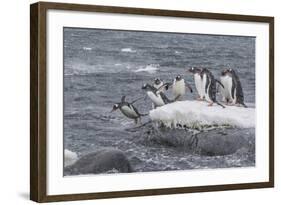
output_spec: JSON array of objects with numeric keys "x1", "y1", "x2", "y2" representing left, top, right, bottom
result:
[{"x1": 30, "y1": 1, "x2": 274, "y2": 202}]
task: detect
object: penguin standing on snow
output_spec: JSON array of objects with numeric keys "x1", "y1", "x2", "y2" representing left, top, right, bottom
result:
[
  {"x1": 142, "y1": 83, "x2": 177, "y2": 108},
  {"x1": 172, "y1": 75, "x2": 193, "y2": 100},
  {"x1": 161, "y1": 75, "x2": 193, "y2": 101},
  {"x1": 221, "y1": 68, "x2": 247, "y2": 107},
  {"x1": 188, "y1": 67, "x2": 204, "y2": 100},
  {"x1": 201, "y1": 68, "x2": 225, "y2": 108},
  {"x1": 111, "y1": 96, "x2": 147, "y2": 124}
]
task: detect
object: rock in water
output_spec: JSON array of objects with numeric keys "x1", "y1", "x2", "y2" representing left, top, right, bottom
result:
[
  {"x1": 64, "y1": 148, "x2": 133, "y2": 175},
  {"x1": 141, "y1": 126, "x2": 252, "y2": 157},
  {"x1": 195, "y1": 132, "x2": 248, "y2": 156}
]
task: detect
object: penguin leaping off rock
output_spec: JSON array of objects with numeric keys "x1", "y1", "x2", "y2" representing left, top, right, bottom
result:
[{"x1": 111, "y1": 96, "x2": 147, "y2": 124}]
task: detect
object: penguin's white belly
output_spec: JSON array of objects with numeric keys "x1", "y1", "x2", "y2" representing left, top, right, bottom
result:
[
  {"x1": 221, "y1": 76, "x2": 233, "y2": 102},
  {"x1": 194, "y1": 74, "x2": 203, "y2": 98},
  {"x1": 172, "y1": 80, "x2": 185, "y2": 98},
  {"x1": 202, "y1": 74, "x2": 209, "y2": 100},
  {"x1": 147, "y1": 91, "x2": 165, "y2": 106},
  {"x1": 120, "y1": 105, "x2": 138, "y2": 119}
]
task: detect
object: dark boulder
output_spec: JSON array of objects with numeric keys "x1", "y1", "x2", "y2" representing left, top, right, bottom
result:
[
  {"x1": 65, "y1": 148, "x2": 133, "y2": 175},
  {"x1": 195, "y1": 133, "x2": 248, "y2": 156}
]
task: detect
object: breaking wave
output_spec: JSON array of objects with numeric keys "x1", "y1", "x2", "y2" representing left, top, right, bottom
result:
[
  {"x1": 82, "y1": 47, "x2": 92, "y2": 51},
  {"x1": 134, "y1": 64, "x2": 160, "y2": 74},
  {"x1": 121, "y1": 47, "x2": 136, "y2": 53}
]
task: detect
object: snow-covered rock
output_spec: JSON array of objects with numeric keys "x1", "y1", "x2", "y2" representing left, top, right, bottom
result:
[{"x1": 149, "y1": 100, "x2": 255, "y2": 128}]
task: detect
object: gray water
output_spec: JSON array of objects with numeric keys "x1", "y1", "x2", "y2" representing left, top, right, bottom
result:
[{"x1": 63, "y1": 28, "x2": 255, "y2": 175}]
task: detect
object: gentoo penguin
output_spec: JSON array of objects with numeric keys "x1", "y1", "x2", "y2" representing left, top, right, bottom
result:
[
  {"x1": 142, "y1": 83, "x2": 177, "y2": 108},
  {"x1": 171, "y1": 75, "x2": 193, "y2": 100},
  {"x1": 221, "y1": 68, "x2": 247, "y2": 107},
  {"x1": 153, "y1": 78, "x2": 164, "y2": 92},
  {"x1": 111, "y1": 96, "x2": 146, "y2": 124},
  {"x1": 201, "y1": 68, "x2": 225, "y2": 108},
  {"x1": 188, "y1": 67, "x2": 204, "y2": 100}
]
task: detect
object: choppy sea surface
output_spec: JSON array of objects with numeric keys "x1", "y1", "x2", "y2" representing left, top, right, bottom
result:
[{"x1": 63, "y1": 28, "x2": 255, "y2": 175}]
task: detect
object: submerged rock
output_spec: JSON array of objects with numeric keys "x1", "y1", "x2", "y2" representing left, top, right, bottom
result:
[
  {"x1": 141, "y1": 125, "x2": 253, "y2": 157},
  {"x1": 195, "y1": 133, "x2": 249, "y2": 156},
  {"x1": 64, "y1": 148, "x2": 133, "y2": 175}
]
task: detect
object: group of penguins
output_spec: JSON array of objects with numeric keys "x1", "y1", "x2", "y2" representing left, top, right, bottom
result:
[{"x1": 111, "y1": 67, "x2": 247, "y2": 125}]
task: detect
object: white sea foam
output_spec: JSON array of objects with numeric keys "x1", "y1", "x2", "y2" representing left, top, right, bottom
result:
[
  {"x1": 82, "y1": 47, "x2": 92, "y2": 51},
  {"x1": 149, "y1": 100, "x2": 255, "y2": 128},
  {"x1": 64, "y1": 149, "x2": 78, "y2": 167},
  {"x1": 134, "y1": 64, "x2": 160, "y2": 74},
  {"x1": 121, "y1": 48, "x2": 136, "y2": 53}
]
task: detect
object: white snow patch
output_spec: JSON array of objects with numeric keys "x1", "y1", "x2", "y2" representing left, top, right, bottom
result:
[
  {"x1": 149, "y1": 101, "x2": 255, "y2": 128},
  {"x1": 64, "y1": 149, "x2": 78, "y2": 167},
  {"x1": 135, "y1": 64, "x2": 159, "y2": 74}
]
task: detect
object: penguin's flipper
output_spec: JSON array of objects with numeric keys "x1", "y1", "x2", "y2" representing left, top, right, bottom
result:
[
  {"x1": 241, "y1": 102, "x2": 248, "y2": 108},
  {"x1": 139, "y1": 113, "x2": 149, "y2": 117},
  {"x1": 216, "y1": 101, "x2": 226, "y2": 108},
  {"x1": 174, "y1": 94, "x2": 182, "y2": 102},
  {"x1": 160, "y1": 92, "x2": 175, "y2": 104},
  {"x1": 231, "y1": 78, "x2": 236, "y2": 100},
  {"x1": 121, "y1": 95, "x2": 126, "y2": 103},
  {"x1": 215, "y1": 79, "x2": 224, "y2": 88}
]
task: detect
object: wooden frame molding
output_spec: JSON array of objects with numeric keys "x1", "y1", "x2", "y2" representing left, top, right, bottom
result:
[{"x1": 30, "y1": 2, "x2": 274, "y2": 202}]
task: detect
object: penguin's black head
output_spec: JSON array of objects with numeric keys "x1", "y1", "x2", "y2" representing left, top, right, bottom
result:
[
  {"x1": 189, "y1": 67, "x2": 201, "y2": 74},
  {"x1": 221, "y1": 69, "x2": 228, "y2": 76},
  {"x1": 175, "y1": 75, "x2": 182, "y2": 81},
  {"x1": 111, "y1": 104, "x2": 119, "y2": 112},
  {"x1": 154, "y1": 78, "x2": 161, "y2": 85},
  {"x1": 188, "y1": 67, "x2": 195, "y2": 73}
]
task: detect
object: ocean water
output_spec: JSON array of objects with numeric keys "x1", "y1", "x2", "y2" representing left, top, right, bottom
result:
[{"x1": 63, "y1": 28, "x2": 255, "y2": 175}]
